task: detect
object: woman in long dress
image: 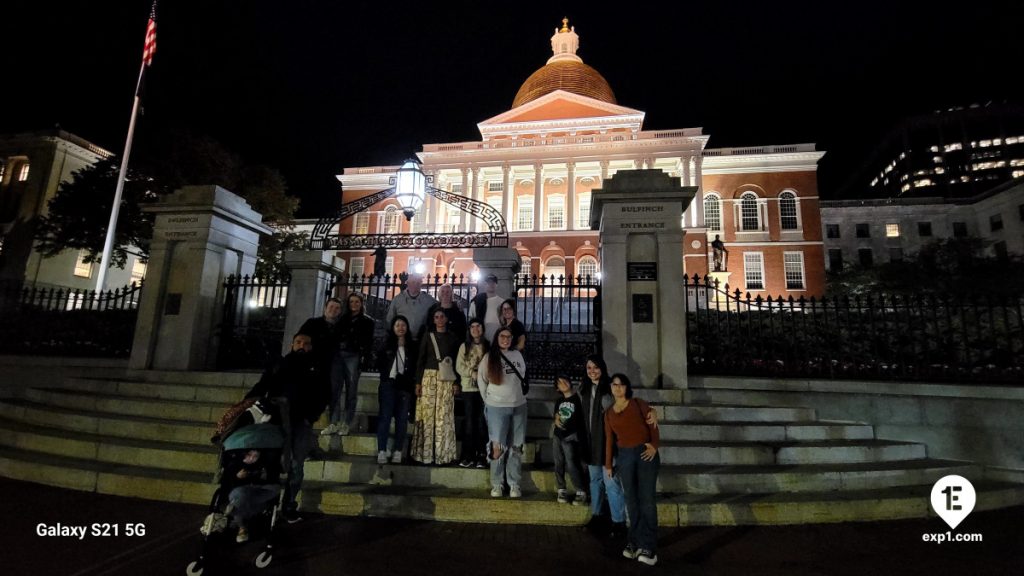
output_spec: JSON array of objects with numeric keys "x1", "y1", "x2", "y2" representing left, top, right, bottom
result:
[{"x1": 410, "y1": 309, "x2": 461, "y2": 465}]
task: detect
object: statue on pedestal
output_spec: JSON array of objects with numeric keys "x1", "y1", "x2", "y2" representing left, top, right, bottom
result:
[{"x1": 711, "y1": 234, "x2": 728, "y2": 272}]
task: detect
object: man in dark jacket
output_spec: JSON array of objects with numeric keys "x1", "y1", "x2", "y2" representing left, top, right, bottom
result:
[{"x1": 245, "y1": 332, "x2": 326, "y2": 523}]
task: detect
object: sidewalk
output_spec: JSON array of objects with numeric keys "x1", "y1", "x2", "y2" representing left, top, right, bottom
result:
[{"x1": 1, "y1": 477, "x2": 1019, "y2": 576}]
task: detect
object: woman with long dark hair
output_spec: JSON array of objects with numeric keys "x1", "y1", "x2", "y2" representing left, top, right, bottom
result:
[
  {"x1": 456, "y1": 318, "x2": 489, "y2": 468},
  {"x1": 578, "y1": 354, "x2": 626, "y2": 535},
  {"x1": 410, "y1": 308, "x2": 461, "y2": 465},
  {"x1": 375, "y1": 315, "x2": 418, "y2": 464},
  {"x1": 605, "y1": 373, "x2": 660, "y2": 566},
  {"x1": 498, "y1": 298, "x2": 526, "y2": 351},
  {"x1": 477, "y1": 326, "x2": 527, "y2": 497}
]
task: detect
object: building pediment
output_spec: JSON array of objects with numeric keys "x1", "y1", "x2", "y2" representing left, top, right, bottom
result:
[{"x1": 478, "y1": 90, "x2": 645, "y2": 138}]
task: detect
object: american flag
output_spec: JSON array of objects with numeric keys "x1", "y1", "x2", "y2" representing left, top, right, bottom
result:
[{"x1": 142, "y1": 1, "x2": 157, "y2": 67}]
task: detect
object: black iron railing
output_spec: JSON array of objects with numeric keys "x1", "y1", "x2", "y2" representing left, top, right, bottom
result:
[
  {"x1": 515, "y1": 274, "x2": 602, "y2": 383},
  {"x1": 218, "y1": 274, "x2": 290, "y2": 370},
  {"x1": 0, "y1": 281, "x2": 143, "y2": 357},
  {"x1": 684, "y1": 274, "x2": 1024, "y2": 384}
]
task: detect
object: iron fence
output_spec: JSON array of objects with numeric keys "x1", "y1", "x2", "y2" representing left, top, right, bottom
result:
[
  {"x1": 0, "y1": 281, "x2": 143, "y2": 357},
  {"x1": 515, "y1": 274, "x2": 602, "y2": 383},
  {"x1": 218, "y1": 274, "x2": 290, "y2": 370},
  {"x1": 684, "y1": 274, "x2": 1024, "y2": 384}
]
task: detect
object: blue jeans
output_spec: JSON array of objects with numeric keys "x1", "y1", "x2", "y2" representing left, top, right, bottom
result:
[
  {"x1": 552, "y1": 437, "x2": 586, "y2": 491},
  {"x1": 617, "y1": 445, "x2": 660, "y2": 553},
  {"x1": 228, "y1": 484, "x2": 279, "y2": 527},
  {"x1": 330, "y1": 351, "x2": 361, "y2": 426},
  {"x1": 376, "y1": 378, "x2": 412, "y2": 453},
  {"x1": 485, "y1": 403, "x2": 527, "y2": 489},
  {"x1": 285, "y1": 420, "x2": 313, "y2": 511},
  {"x1": 588, "y1": 464, "x2": 626, "y2": 522}
]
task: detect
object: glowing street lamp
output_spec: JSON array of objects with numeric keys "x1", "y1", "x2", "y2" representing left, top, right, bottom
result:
[{"x1": 393, "y1": 159, "x2": 426, "y2": 221}]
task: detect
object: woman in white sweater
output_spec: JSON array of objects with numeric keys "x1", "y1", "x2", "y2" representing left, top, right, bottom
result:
[{"x1": 477, "y1": 326, "x2": 527, "y2": 498}]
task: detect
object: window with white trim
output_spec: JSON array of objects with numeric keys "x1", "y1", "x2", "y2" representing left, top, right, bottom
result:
[
  {"x1": 743, "y1": 252, "x2": 765, "y2": 290},
  {"x1": 544, "y1": 256, "x2": 565, "y2": 280},
  {"x1": 885, "y1": 223, "x2": 900, "y2": 237},
  {"x1": 487, "y1": 196, "x2": 502, "y2": 213},
  {"x1": 73, "y1": 250, "x2": 93, "y2": 278},
  {"x1": 383, "y1": 206, "x2": 399, "y2": 234},
  {"x1": 779, "y1": 191, "x2": 799, "y2": 230},
  {"x1": 517, "y1": 196, "x2": 534, "y2": 231},
  {"x1": 130, "y1": 259, "x2": 147, "y2": 284},
  {"x1": 451, "y1": 183, "x2": 463, "y2": 195},
  {"x1": 446, "y1": 205, "x2": 461, "y2": 232},
  {"x1": 488, "y1": 181, "x2": 503, "y2": 193},
  {"x1": 740, "y1": 192, "x2": 761, "y2": 231},
  {"x1": 354, "y1": 213, "x2": 370, "y2": 235},
  {"x1": 349, "y1": 257, "x2": 365, "y2": 279},
  {"x1": 577, "y1": 193, "x2": 591, "y2": 229},
  {"x1": 577, "y1": 256, "x2": 598, "y2": 280},
  {"x1": 385, "y1": 256, "x2": 394, "y2": 276},
  {"x1": 18, "y1": 163, "x2": 30, "y2": 182},
  {"x1": 520, "y1": 256, "x2": 532, "y2": 276},
  {"x1": 704, "y1": 193, "x2": 722, "y2": 231},
  {"x1": 547, "y1": 195, "x2": 565, "y2": 229},
  {"x1": 783, "y1": 252, "x2": 805, "y2": 290}
]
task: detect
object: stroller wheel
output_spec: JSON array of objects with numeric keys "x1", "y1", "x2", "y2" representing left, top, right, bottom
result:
[
  {"x1": 255, "y1": 550, "x2": 273, "y2": 568},
  {"x1": 185, "y1": 560, "x2": 204, "y2": 575}
]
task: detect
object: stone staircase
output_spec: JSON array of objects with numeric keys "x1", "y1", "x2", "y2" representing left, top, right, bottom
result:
[{"x1": 1, "y1": 368, "x2": 1022, "y2": 526}]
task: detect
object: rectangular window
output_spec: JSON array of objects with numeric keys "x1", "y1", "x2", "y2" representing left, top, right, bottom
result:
[
  {"x1": 827, "y1": 249, "x2": 844, "y2": 272},
  {"x1": 825, "y1": 224, "x2": 840, "y2": 239},
  {"x1": 917, "y1": 222, "x2": 933, "y2": 237},
  {"x1": 783, "y1": 252, "x2": 805, "y2": 290},
  {"x1": 743, "y1": 252, "x2": 765, "y2": 291},
  {"x1": 488, "y1": 181, "x2": 503, "y2": 193},
  {"x1": 73, "y1": 251, "x2": 93, "y2": 278},
  {"x1": 889, "y1": 247, "x2": 904, "y2": 262},
  {"x1": 547, "y1": 195, "x2": 565, "y2": 229},
  {"x1": 130, "y1": 259, "x2": 147, "y2": 284},
  {"x1": 385, "y1": 256, "x2": 394, "y2": 276},
  {"x1": 446, "y1": 205, "x2": 460, "y2": 232},
  {"x1": 451, "y1": 184, "x2": 463, "y2": 195},
  {"x1": 578, "y1": 193, "x2": 592, "y2": 229},
  {"x1": 349, "y1": 257, "x2": 365, "y2": 278},
  {"x1": 517, "y1": 197, "x2": 534, "y2": 231},
  {"x1": 990, "y1": 213, "x2": 1003, "y2": 232},
  {"x1": 354, "y1": 213, "x2": 370, "y2": 235},
  {"x1": 487, "y1": 196, "x2": 502, "y2": 213},
  {"x1": 885, "y1": 223, "x2": 900, "y2": 238},
  {"x1": 18, "y1": 163, "x2": 30, "y2": 182},
  {"x1": 520, "y1": 256, "x2": 532, "y2": 276},
  {"x1": 953, "y1": 221, "x2": 968, "y2": 238},
  {"x1": 858, "y1": 248, "x2": 874, "y2": 268},
  {"x1": 855, "y1": 223, "x2": 871, "y2": 238}
]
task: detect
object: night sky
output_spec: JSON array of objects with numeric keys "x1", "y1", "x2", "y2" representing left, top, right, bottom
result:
[{"x1": 2, "y1": 1, "x2": 1020, "y2": 217}]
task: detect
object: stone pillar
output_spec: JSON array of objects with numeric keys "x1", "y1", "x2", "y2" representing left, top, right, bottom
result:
[
  {"x1": 129, "y1": 185, "x2": 272, "y2": 370},
  {"x1": 281, "y1": 250, "x2": 346, "y2": 355},
  {"x1": 590, "y1": 170, "x2": 697, "y2": 389},
  {"x1": 470, "y1": 166, "x2": 480, "y2": 232},
  {"x1": 600, "y1": 160, "x2": 609, "y2": 182},
  {"x1": 473, "y1": 247, "x2": 522, "y2": 303},
  {"x1": 566, "y1": 161, "x2": 576, "y2": 231},
  {"x1": 533, "y1": 163, "x2": 543, "y2": 231}
]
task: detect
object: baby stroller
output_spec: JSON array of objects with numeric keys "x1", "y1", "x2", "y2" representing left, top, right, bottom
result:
[{"x1": 186, "y1": 398, "x2": 292, "y2": 575}]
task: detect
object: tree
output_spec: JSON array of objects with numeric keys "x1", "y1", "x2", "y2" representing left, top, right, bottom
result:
[
  {"x1": 34, "y1": 130, "x2": 304, "y2": 275},
  {"x1": 826, "y1": 237, "x2": 1024, "y2": 297}
]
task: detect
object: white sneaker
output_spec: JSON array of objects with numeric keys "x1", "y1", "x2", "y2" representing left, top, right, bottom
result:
[
  {"x1": 557, "y1": 489, "x2": 568, "y2": 504},
  {"x1": 573, "y1": 490, "x2": 587, "y2": 506},
  {"x1": 320, "y1": 423, "x2": 339, "y2": 436},
  {"x1": 637, "y1": 550, "x2": 658, "y2": 566},
  {"x1": 509, "y1": 485, "x2": 522, "y2": 498},
  {"x1": 391, "y1": 451, "x2": 403, "y2": 463},
  {"x1": 490, "y1": 486, "x2": 503, "y2": 498},
  {"x1": 338, "y1": 423, "x2": 351, "y2": 436},
  {"x1": 377, "y1": 451, "x2": 389, "y2": 464}
]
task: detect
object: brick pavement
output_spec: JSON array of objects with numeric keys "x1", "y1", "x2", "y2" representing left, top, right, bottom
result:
[{"x1": 1, "y1": 478, "x2": 1020, "y2": 576}]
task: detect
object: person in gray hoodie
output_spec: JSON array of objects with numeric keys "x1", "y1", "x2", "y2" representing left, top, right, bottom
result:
[{"x1": 477, "y1": 326, "x2": 527, "y2": 498}]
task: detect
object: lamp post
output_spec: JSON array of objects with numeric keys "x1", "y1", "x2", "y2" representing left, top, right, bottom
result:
[{"x1": 392, "y1": 159, "x2": 426, "y2": 221}]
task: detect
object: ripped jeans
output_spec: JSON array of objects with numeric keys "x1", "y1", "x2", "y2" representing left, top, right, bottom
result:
[{"x1": 484, "y1": 403, "x2": 527, "y2": 490}]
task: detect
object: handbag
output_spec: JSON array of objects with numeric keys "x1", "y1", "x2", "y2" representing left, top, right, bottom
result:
[
  {"x1": 430, "y1": 333, "x2": 457, "y2": 381},
  {"x1": 499, "y1": 352, "x2": 529, "y2": 396}
]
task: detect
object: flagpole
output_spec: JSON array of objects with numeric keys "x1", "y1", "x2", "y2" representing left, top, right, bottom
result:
[{"x1": 95, "y1": 63, "x2": 146, "y2": 294}]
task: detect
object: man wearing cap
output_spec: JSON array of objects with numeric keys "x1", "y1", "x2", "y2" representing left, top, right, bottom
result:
[{"x1": 469, "y1": 273, "x2": 507, "y2": 341}]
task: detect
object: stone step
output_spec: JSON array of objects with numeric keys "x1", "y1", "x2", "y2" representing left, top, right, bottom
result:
[
  {"x1": 663, "y1": 405, "x2": 817, "y2": 422},
  {"x1": 655, "y1": 421, "x2": 875, "y2": 442}
]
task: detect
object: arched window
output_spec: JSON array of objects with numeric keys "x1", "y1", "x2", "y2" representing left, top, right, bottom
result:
[
  {"x1": 544, "y1": 256, "x2": 565, "y2": 279},
  {"x1": 704, "y1": 193, "x2": 722, "y2": 231},
  {"x1": 384, "y1": 206, "x2": 399, "y2": 234},
  {"x1": 740, "y1": 192, "x2": 760, "y2": 231},
  {"x1": 779, "y1": 191, "x2": 799, "y2": 230},
  {"x1": 577, "y1": 256, "x2": 598, "y2": 280}
]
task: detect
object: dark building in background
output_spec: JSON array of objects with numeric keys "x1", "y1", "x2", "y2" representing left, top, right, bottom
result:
[{"x1": 837, "y1": 102, "x2": 1024, "y2": 200}]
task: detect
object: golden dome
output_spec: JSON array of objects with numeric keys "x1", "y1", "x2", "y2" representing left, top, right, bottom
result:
[{"x1": 512, "y1": 60, "x2": 617, "y2": 108}]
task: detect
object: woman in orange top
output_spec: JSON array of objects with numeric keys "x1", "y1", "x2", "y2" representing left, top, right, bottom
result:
[{"x1": 604, "y1": 373, "x2": 660, "y2": 567}]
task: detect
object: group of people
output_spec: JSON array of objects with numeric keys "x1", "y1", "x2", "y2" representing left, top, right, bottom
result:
[{"x1": 236, "y1": 272, "x2": 662, "y2": 566}]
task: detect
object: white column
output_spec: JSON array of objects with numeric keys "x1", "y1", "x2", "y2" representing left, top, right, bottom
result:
[
  {"x1": 690, "y1": 157, "x2": 700, "y2": 227},
  {"x1": 470, "y1": 166, "x2": 480, "y2": 232},
  {"x1": 459, "y1": 166, "x2": 470, "y2": 232},
  {"x1": 600, "y1": 159, "x2": 609, "y2": 182},
  {"x1": 430, "y1": 172, "x2": 443, "y2": 233},
  {"x1": 533, "y1": 163, "x2": 543, "y2": 231},
  {"x1": 694, "y1": 155, "x2": 703, "y2": 192},
  {"x1": 682, "y1": 156, "x2": 691, "y2": 186},
  {"x1": 566, "y1": 161, "x2": 576, "y2": 231},
  {"x1": 633, "y1": 158, "x2": 642, "y2": 170},
  {"x1": 501, "y1": 163, "x2": 512, "y2": 230}
]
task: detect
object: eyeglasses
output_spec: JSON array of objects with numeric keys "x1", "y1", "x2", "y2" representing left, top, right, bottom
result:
[{"x1": 498, "y1": 334, "x2": 513, "y2": 339}]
